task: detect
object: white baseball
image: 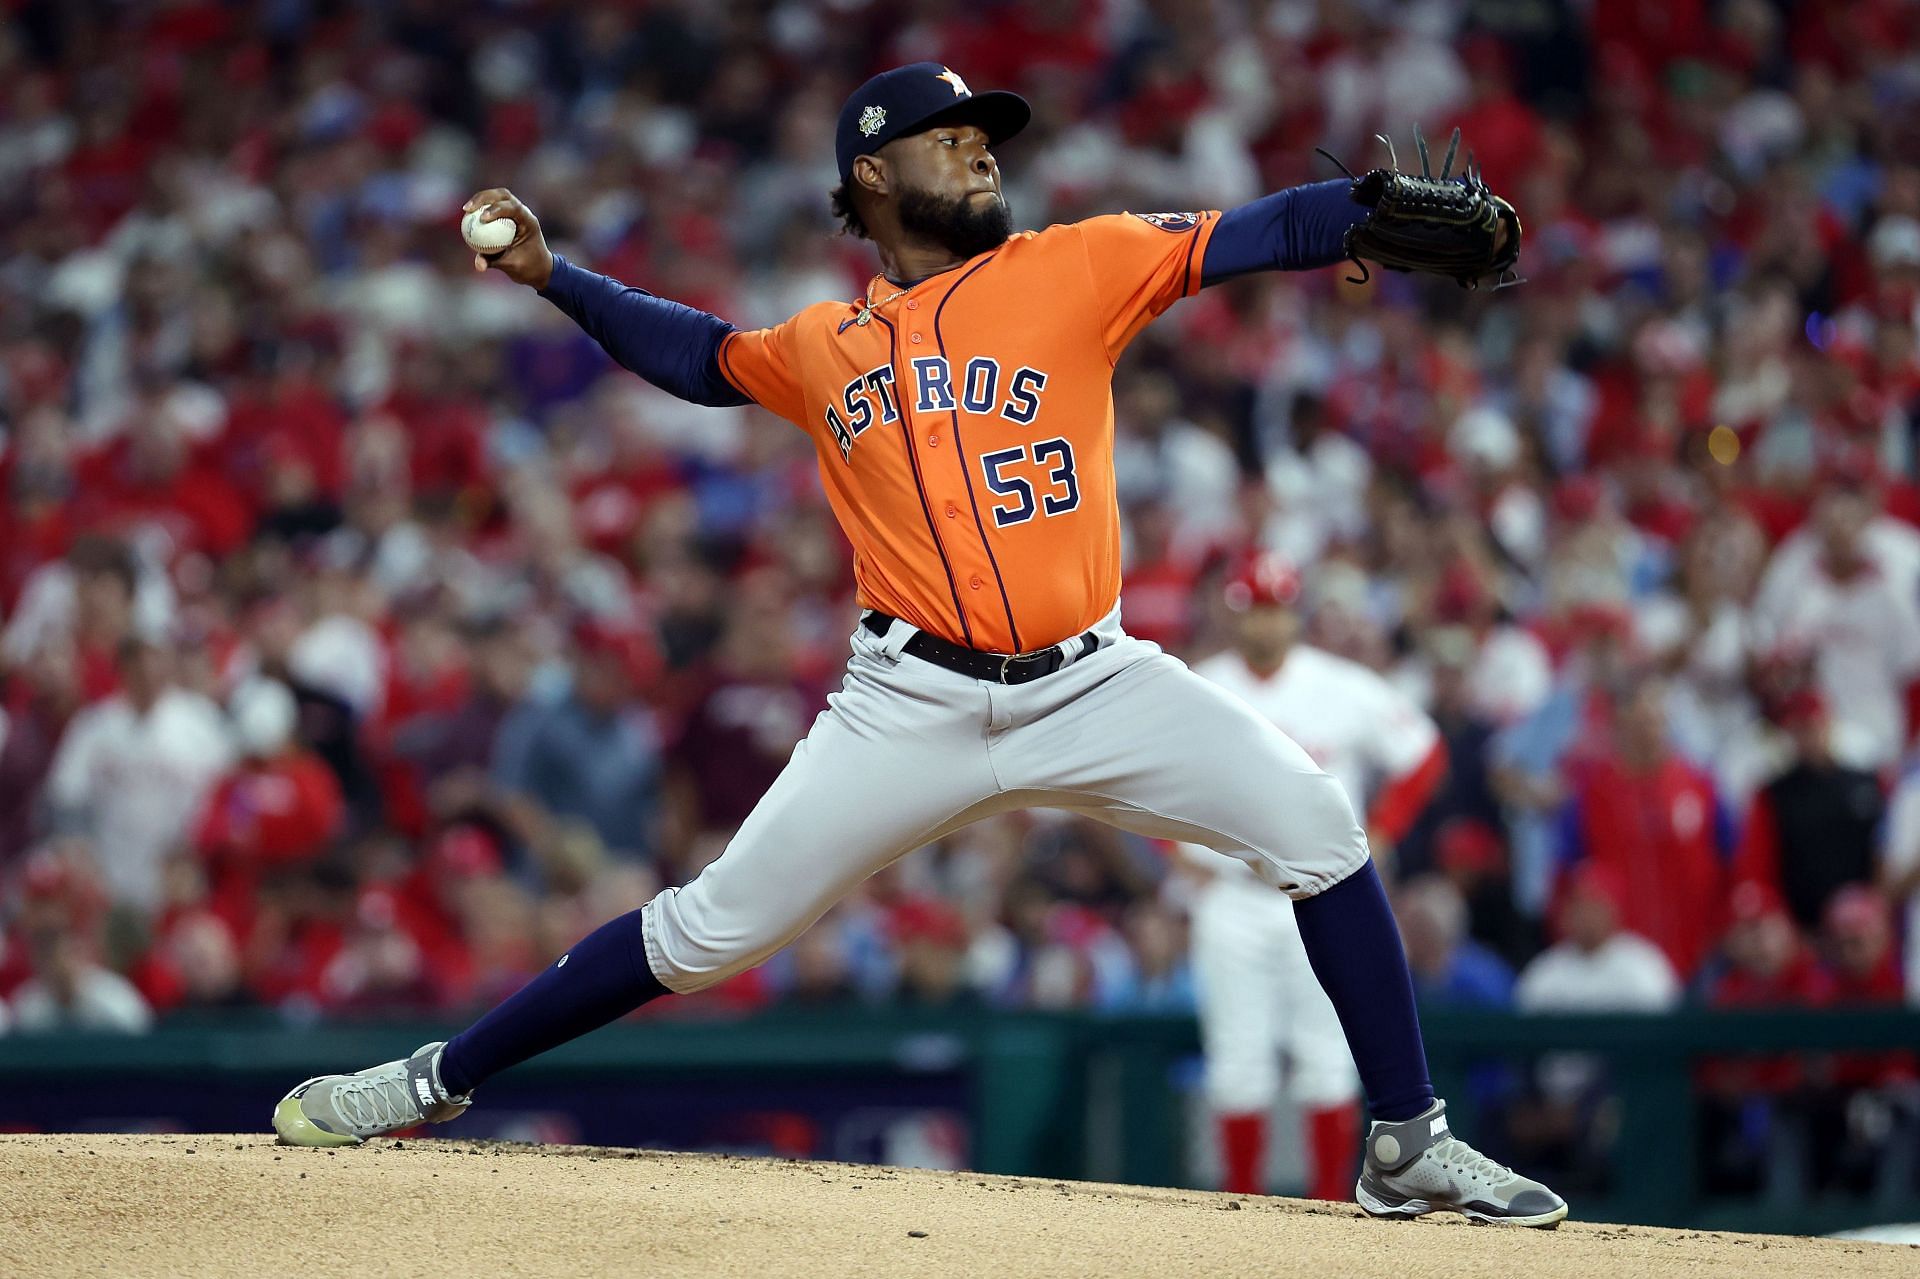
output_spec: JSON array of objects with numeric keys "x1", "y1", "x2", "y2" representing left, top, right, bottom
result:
[{"x1": 462, "y1": 206, "x2": 519, "y2": 253}]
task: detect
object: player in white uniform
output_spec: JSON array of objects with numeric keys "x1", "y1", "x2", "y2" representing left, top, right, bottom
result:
[{"x1": 1187, "y1": 555, "x2": 1444, "y2": 1201}]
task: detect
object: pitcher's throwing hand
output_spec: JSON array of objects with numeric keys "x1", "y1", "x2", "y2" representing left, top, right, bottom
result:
[{"x1": 461, "y1": 188, "x2": 553, "y2": 288}]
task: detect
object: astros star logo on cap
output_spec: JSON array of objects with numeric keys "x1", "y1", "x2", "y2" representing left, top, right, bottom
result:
[{"x1": 835, "y1": 62, "x2": 1029, "y2": 183}]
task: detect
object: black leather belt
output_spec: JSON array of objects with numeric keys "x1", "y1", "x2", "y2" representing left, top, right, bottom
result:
[{"x1": 862, "y1": 612, "x2": 1101, "y2": 684}]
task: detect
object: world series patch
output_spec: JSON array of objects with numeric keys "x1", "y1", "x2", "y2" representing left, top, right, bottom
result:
[{"x1": 1130, "y1": 211, "x2": 1200, "y2": 232}]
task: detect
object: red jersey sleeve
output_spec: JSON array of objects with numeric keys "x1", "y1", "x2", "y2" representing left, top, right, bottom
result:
[{"x1": 1072, "y1": 211, "x2": 1221, "y2": 362}]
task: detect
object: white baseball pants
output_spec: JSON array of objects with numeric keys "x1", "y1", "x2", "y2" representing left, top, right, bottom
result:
[
  {"x1": 1191, "y1": 872, "x2": 1362, "y2": 1112},
  {"x1": 641, "y1": 609, "x2": 1371, "y2": 993}
]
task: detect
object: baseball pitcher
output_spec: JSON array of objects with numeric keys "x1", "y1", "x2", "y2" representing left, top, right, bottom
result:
[{"x1": 272, "y1": 63, "x2": 1562, "y2": 1226}]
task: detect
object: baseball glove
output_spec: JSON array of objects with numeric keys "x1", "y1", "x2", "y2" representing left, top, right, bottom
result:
[{"x1": 1320, "y1": 125, "x2": 1522, "y2": 290}]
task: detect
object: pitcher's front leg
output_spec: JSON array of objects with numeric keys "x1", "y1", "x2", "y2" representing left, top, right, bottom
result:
[{"x1": 1001, "y1": 642, "x2": 1567, "y2": 1225}]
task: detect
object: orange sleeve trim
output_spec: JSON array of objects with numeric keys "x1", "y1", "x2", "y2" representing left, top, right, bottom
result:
[
  {"x1": 1181, "y1": 212, "x2": 1221, "y2": 298},
  {"x1": 716, "y1": 330, "x2": 747, "y2": 399}
]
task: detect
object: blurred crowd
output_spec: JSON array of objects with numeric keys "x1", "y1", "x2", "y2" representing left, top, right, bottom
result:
[{"x1": 3, "y1": 0, "x2": 1920, "y2": 1064}]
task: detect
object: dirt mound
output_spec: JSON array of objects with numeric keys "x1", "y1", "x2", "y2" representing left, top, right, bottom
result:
[{"x1": 1, "y1": 1134, "x2": 1909, "y2": 1277}]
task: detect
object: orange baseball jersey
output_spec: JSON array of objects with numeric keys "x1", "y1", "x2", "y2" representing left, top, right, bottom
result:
[{"x1": 718, "y1": 210, "x2": 1220, "y2": 654}]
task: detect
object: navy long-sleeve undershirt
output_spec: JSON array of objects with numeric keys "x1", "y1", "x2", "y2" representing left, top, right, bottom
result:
[
  {"x1": 538, "y1": 179, "x2": 1367, "y2": 406},
  {"x1": 538, "y1": 254, "x2": 750, "y2": 407},
  {"x1": 1199, "y1": 178, "x2": 1369, "y2": 285}
]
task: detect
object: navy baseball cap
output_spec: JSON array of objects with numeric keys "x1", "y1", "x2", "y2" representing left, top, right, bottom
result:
[{"x1": 835, "y1": 63, "x2": 1030, "y2": 184}]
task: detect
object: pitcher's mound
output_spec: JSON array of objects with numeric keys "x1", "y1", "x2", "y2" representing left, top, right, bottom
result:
[{"x1": 0, "y1": 1134, "x2": 1908, "y2": 1277}]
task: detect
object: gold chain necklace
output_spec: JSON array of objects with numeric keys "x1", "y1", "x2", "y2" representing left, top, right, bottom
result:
[{"x1": 851, "y1": 284, "x2": 910, "y2": 326}]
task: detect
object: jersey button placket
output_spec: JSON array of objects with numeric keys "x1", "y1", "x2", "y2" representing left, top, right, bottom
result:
[{"x1": 893, "y1": 311, "x2": 971, "y2": 645}]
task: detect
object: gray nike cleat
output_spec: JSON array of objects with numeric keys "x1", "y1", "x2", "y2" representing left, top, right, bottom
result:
[
  {"x1": 272, "y1": 1041, "x2": 471, "y2": 1147},
  {"x1": 1356, "y1": 1099, "x2": 1568, "y2": 1228}
]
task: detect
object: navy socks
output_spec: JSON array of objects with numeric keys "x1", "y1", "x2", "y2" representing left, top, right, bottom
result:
[
  {"x1": 1292, "y1": 862, "x2": 1436, "y2": 1123},
  {"x1": 437, "y1": 908, "x2": 669, "y2": 1096},
  {"x1": 433, "y1": 871, "x2": 1430, "y2": 1122}
]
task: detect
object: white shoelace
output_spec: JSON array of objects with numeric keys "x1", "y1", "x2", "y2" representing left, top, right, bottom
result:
[
  {"x1": 1429, "y1": 1138, "x2": 1515, "y2": 1185},
  {"x1": 333, "y1": 1073, "x2": 417, "y2": 1132}
]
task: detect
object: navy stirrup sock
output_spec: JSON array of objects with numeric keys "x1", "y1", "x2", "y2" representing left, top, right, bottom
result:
[
  {"x1": 437, "y1": 908, "x2": 669, "y2": 1096},
  {"x1": 1292, "y1": 862, "x2": 1436, "y2": 1123},
  {"x1": 435, "y1": 879, "x2": 1429, "y2": 1118}
]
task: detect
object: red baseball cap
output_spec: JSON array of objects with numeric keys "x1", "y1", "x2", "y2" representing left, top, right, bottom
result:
[
  {"x1": 1565, "y1": 600, "x2": 1633, "y2": 641},
  {"x1": 1552, "y1": 475, "x2": 1605, "y2": 523},
  {"x1": 1773, "y1": 687, "x2": 1827, "y2": 728},
  {"x1": 1727, "y1": 878, "x2": 1788, "y2": 925},
  {"x1": 571, "y1": 619, "x2": 662, "y2": 689},
  {"x1": 1435, "y1": 818, "x2": 1505, "y2": 877},
  {"x1": 889, "y1": 897, "x2": 971, "y2": 948},
  {"x1": 1563, "y1": 862, "x2": 1629, "y2": 913},
  {"x1": 1223, "y1": 553, "x2": 1303, "y2": 611},
  {"x1": 1432, "y1": 561, "x2": 1494, "y2": 623},
  {"x1": 1825, "y1": 884, "x2": 1890, "y2": 937},
  {"x1": 427, "y1": 825, "x2": 504, "y2": 879}
]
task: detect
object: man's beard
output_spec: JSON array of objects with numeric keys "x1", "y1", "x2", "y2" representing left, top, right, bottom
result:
[{"x1": 896, "y1": 184, "x2": 1013, "y2": 260}]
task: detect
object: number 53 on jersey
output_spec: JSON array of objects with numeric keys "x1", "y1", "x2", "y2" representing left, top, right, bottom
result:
[{"x1": 982, "y1": 438, "x2": 1078, "y2": 527}]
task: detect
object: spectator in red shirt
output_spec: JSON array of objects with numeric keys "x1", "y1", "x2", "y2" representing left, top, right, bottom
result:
[
  {"x1": 132, "y1": 905, "x2": 251, "y2": 1017},
  {"x1": 194, "y1": 678, "x2": 345, "y2": 928},
  {"x1": 0, "y1": 641, "x2": 79, "y2": 866},
  {"x1": 889, "y1": 897, "x2": 978, "y2": 1008},
  {"x1": 1703, "y1": 882, "x2": 1824, "y2": 1016},
  {"x1": 376, "y1": 346, "x2": 490, "y2": 501},
  {"x1": 1804, "y1": 886, "x2": 1916, "y2": 1194},
  {"x1": 74, "y1": 408, "x2": 251, "y2": 561},
  {"x1": 1117, "y1": 501, "x2": 1203, "y2": 652},
  {"x1": 1696, "y1": 879, "x2": 1825, "y2": 1193},
  {"x1": 380, "y1": 821, "x2": 542, "y2": 1012},
  {"x1": 1808, "y1": 883, "x2": 1913, "y2": 1137},
  {"x1": 316, "y1": 883, "x2": 440, "y2": 1016},
  {"x1": 1816, "y1": 886, "x2": 1909, "y2": 1013},
  {"x1": 1557, "y1": 675, "x2": 1733, "y2": 980},
  {"x1": 440, "y1": 877, "x2": 543, "y2": 1013},
  {"x1": 1704, "y1": 887, "x2": 1820, "y2": 1075},
  {"x1": 1450, "y1": 37, "x2": 1547, "y2": 193}
]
